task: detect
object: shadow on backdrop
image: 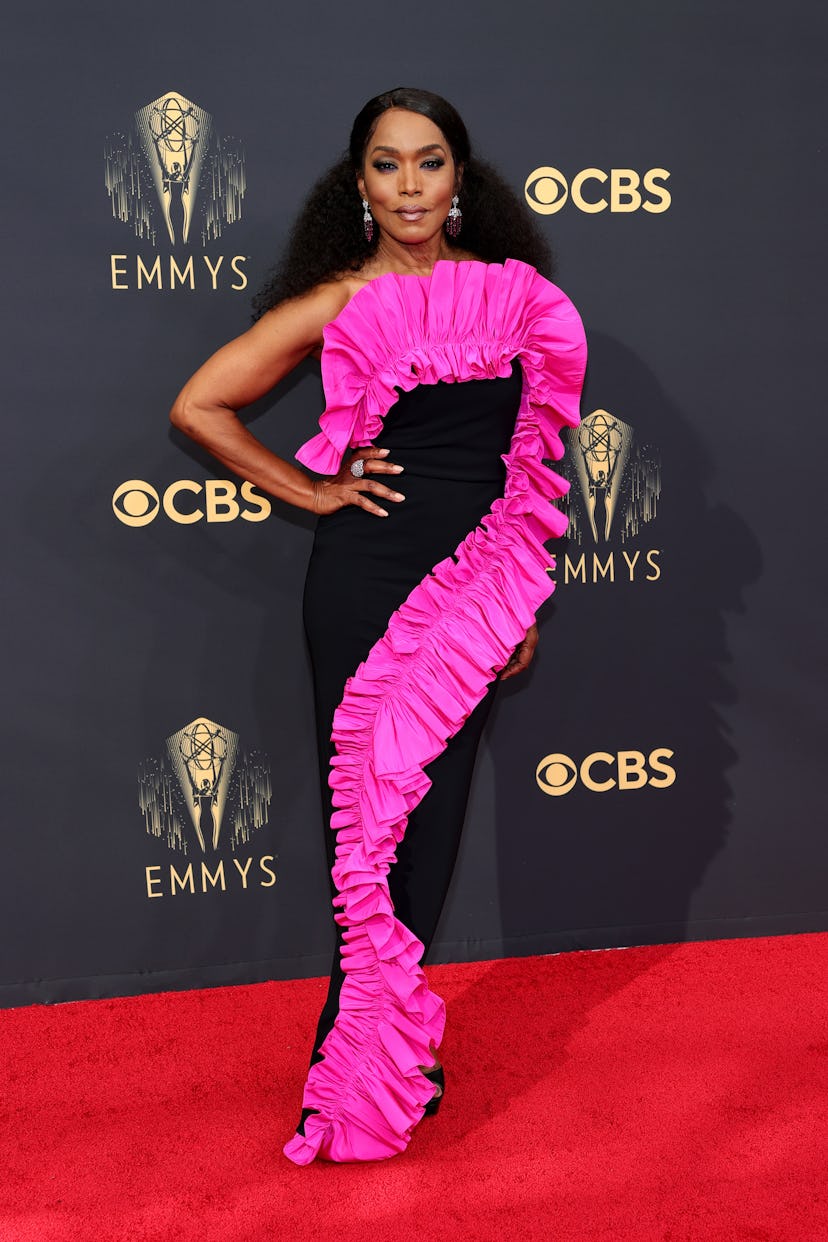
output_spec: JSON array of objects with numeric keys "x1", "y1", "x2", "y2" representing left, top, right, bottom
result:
[{"x1": 485, "y1": 330, "x2": 763, "y2": 954}]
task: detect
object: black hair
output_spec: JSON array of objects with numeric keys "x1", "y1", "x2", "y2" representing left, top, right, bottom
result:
[{"x1": 251, "y1": 86, "x2": 555, "y2": 320}]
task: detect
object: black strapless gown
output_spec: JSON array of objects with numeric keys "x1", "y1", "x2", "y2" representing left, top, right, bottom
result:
[{"x1": 299, "y1": 358, "x2": 524, "y2": 1104}]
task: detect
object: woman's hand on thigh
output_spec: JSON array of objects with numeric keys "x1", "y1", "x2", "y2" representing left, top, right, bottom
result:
[{"x1": 499, "y1": 623, "x2": 539, "y2": 680}]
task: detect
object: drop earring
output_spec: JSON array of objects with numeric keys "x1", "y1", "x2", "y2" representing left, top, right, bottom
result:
[
  {"x1": 445, "y1": 194, "x2": 462, "y2": 237},
  {"x1": 362, "y1": 198, "x2": 374, "y2": 243}
]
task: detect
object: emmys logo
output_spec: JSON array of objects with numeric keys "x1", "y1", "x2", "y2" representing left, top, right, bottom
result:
[
  {"x1": 138, "y1": 716, "x2": 276, "y2": 899},
  {"x1": 536, "y1": 749, "x2": 676, "y2": 797},
  {"x1": 104, "y1": 89, "x2": 248, "y2": 290},
  {"x1": 525, "y1": 167, "x2": 670, "y2": 215},
  {"x1": 555, "y1": 409, "x2": 662, "y2": 586},
  {"x1": 111, "y1": 479, "x2": 270, "y2": 526}
]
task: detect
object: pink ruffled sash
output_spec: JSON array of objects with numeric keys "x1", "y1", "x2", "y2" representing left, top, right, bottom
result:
[{"x1": 284, "y1": 259, "x2": 586, "y2": 1164}]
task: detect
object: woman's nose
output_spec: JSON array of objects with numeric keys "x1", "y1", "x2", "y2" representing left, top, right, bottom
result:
[{"x1": 398, "y1": 164, "x2": 422, "y2": 195}]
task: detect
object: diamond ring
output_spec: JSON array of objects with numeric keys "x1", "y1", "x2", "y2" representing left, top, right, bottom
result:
[{"x1": 350, "y1": 458, "x2": 365, "y2": 478}]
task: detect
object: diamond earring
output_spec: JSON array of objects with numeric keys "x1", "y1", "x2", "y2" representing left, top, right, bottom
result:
[
  {"x1": 445, "y1": 194, "x2": 462, "y2": 237},
  {"x1": 362, "y1": 198, "x2": 374, "y2": 243}
]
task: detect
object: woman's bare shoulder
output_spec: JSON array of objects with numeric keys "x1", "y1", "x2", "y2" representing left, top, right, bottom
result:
[
  {"x1": 273, "y1": 277, "x2": 353, "y2": 327},
  {"x1": 299, "y1": 271, "x2": 373, "y2": 359},
  {"x1": 254, "y1": 276, "x2": 357, "y2": 362}
]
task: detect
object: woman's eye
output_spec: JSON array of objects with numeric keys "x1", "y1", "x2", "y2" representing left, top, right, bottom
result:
[{"x1": 371, "y1": 159, "x2": 446, "y2": 172}]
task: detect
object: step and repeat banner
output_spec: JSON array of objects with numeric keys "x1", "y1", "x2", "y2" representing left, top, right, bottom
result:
[{"x1": 2, "y1": 2, "x2": 825, "y2": 1004}]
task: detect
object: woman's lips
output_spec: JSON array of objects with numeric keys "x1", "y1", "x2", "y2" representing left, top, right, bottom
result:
[{"x1": 396, "y1": 208, "x2": 427, "y2": 221}]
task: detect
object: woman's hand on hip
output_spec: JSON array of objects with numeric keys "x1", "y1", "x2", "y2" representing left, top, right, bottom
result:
[
  {"x1": 500, "y1": 623, "x2": 539, "y2": 680},
  {"x1": 311, "y1": 446, "x2": 405, "y2": 517}
]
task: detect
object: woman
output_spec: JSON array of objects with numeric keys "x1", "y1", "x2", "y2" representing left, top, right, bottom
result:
[{"x1": 170, "y1": 86, "x2": 587, "y2": 1165}]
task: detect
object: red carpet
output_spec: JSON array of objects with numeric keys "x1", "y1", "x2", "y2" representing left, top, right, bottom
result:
[{"x1": 2, "y1": 933, "x2": 826, "y2": 1241}]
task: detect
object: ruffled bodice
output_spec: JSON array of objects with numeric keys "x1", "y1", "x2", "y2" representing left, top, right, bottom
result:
[
  {"x1": 296, "y1": 258, "x2": 586, "y2": 543},
  {"x1": 284, "y1": 259, "x2": 586, "y2": 1166}
]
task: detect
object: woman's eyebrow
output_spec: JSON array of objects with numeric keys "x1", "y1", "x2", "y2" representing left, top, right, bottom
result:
[{"x1": 369, "y1": 144, "x2": 447, "y2": 156}]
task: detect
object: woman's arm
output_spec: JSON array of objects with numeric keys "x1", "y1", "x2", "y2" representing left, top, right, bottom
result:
[{"x1": 169, "y1": 281, "x2": 403, "y2": 517}]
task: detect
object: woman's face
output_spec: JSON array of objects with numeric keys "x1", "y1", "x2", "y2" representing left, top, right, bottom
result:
[{"x1": 356, "y1": 108, "x2": 460, "y2": 247}]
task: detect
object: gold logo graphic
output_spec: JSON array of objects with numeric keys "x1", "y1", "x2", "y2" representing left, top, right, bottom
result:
[
  {"x1": 579, "y1": 411, "x2": 628, "y2": 543},
  {"x1": 104, "y1": 90, "x2": 245, "y2": 247},
  {"x1": 525, "y1": 167, "x2": 670, "y2": 214},
  {"x1": 112, "y1": 480, "x2": 160, "y2": 527},
  {"x1": 553, "y1": 410, "x2": 662, "y2": 585},
  {"x1": 536, "y1": 749, "x2": 676, "y2": 796},
  {"x1": 112, "y1": 479, "x2": 270, "y2": 525},
  {"x1": 138, "y1": 716, "x2": 272, "y2": 855},
  {"x1": 564, "y1": 410, "x2": 660, "y2": 545}
]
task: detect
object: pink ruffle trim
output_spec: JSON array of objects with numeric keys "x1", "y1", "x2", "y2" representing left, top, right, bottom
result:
[{"x1": 284, "y1": 259, "x2": 586, "y2": 1164}]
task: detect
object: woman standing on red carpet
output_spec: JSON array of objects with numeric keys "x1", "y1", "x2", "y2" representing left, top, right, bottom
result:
[{"x1": 170, "y1": 86, "x2": 586, "y2": 1164}]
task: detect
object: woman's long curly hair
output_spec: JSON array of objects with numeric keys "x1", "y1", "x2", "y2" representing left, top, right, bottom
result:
[{"x1": 251, "y1": 86, "x2": 555, "y2": 320}]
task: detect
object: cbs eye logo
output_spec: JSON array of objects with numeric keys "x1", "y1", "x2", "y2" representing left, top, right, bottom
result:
[
  {"x1": 525, "y1": 167, "x2": 671, "y2": 215},
  {"x1": 112, "y1": 479, "x2": 271, "y2": 526},
  {"x1": 535, "y1": 749, "x2": 676, "y2": 796}
]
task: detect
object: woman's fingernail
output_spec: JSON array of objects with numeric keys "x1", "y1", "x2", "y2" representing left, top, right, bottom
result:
[
  {"x1": 392, "y1": 465, "x2": 404, "y2": 472},
  {"x1": 394, "y1": 493, "x2": 405, "y2": 501},
  {"x1": 379, "y1": 448, "x2": 390, "y2": 455}
]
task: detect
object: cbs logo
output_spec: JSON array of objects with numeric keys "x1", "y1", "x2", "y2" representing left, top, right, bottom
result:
[
  {"x1": 525, "y1": 167, "x2": 671, "y2": 215},
  {"x1": 535, "y1": 748, "x2": 676, "y2": 796},
  {"x1": 112, "y1": 479, "x2": 271, "y2": 527}
]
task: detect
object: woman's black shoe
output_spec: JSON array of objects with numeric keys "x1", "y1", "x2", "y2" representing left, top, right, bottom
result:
[{"x1": 421, "y1": 1063, "x2": 444, "y2": 1115}]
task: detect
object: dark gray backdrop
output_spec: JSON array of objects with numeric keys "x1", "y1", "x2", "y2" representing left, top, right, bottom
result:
[{"x1": 2, "y1": 1, "x2": 825, "y2": 1006}]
